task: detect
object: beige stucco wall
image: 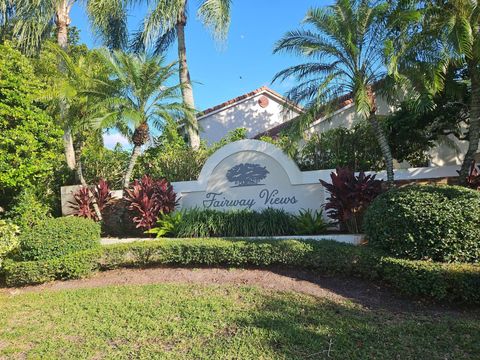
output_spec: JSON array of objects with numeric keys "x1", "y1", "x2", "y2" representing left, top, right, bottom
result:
[{"x1": 198, "y1": 92, "x2": 300, "y2": 145}]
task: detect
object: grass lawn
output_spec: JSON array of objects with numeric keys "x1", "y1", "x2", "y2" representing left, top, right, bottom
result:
[{"x1": 0, "y1": 284, "x2": 479, "y2": 359}]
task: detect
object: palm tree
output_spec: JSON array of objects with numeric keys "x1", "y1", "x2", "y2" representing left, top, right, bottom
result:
[
  {"x1": 44, "y1": 45, "x2": 113, "y2": 219},
  {"x1": 10, "y1": 0, "x2": 129, "y2": 172},
  {"x1": 273, "y1": 0, "x2": 396, "y2": 184},
  {"x1": 134, "y1": 0, "x2": 233, "y2": 150},
  {"x1": 392, "y1": 0, "x2": 480, "y2": 185},
  {"x1": 90, "y1": 50, "x2": 191, "y2": 188}
]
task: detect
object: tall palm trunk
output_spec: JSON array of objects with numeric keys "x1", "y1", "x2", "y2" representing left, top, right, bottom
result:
[
  {"x1": 176, "y1": 11, "x2": 200, "y2": 150},
  {"x1": 123, "y1": 145, "x2": 142, "y2": 189},
  {"x1": 74, "y1": 138, "x2": 102, "y2": 220},
  {"x1": 56, "y1": 0, "x2": 76, "y2": 171},
  {"x1": 368, "y1": 91, "x2": 394, "y2": 185},
  {"x1": 458, "y1": 63, "x2": 480, "y2": 185},
  {"x1": 370, "y1": 113, "x2": 395, "y2": 185}
]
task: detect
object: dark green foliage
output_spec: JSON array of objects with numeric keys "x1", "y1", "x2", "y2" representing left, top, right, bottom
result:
[
  {"x1": 380, "y1": 258, "x2": 480, "y2": 304},
  {"x1": 18, "y1": 217, "x2": 101, "y2": 261},
  {"x1": 99, "y1": 238, "x2": 378, "y2": 276},
  {"x1": 297, "y1": 122, "x2": 385, "y2": 171},
  {"x1": 6, "y1": 188, "x2": 51, "y2": 230},
  {"x1": 99, "y1": 239, "x2": 480, "y2": 304},
  {"x1": 0, "y1": 43, "x2": 63, "y2": 210},
  {"x1": 136, "y1": 127, "x2": 247, "y2": 182},
  {"x1": 364, "y1": 185, "x2": 480, "y2": 262},
  {"x1": 4, "y1": 237, "x2": 480, "y2": 304},
  {"x1": 2, "y1": 248, "x2": 102, "y2": 286},
  {"x1": 81, "y1": 143, "x2": 130, "y2": 191},
  {"x1": 173, "y1": 208, "x2": 296, "y2": 238},
  {"x1": 293, "y1": 209, "x2": 330, "y2": 235}
]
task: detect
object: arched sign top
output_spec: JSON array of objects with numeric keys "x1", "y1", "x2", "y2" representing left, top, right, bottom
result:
[
  {"x1": 173, "y1": 139, "x2": 326, "y2": 214},
  {"x1": 197, "y1": 140, "x2": 304, "y2": 187}
]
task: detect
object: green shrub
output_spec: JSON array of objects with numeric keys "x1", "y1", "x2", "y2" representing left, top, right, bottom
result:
[
  {"x1": 379, "y1": 258, "x2": 480, "y2": 304},
  {"x1": 364, "y1": 185, "x2": 480, "y2": 263},
  {"x1": 3, "y1": 248, "x2": 102, "y2": 286},
  {"x1": 170, "y1": 208, "x2": 297, "y2": 238},
  {"x1": 0, "y1": 43, "x2": 63, "y2": 211},
  {"x1": 7, "y1": 188, "x2": 50, "y2": 230},
  {"x1": 293, "y1": 209, "x2": 330, "y2": 235},
  {"x1": 99, "y1": 238, "x2": 378, "y2": 276},
  {"x1": 0, "y1": 220, "x2": 19, "y2": 268},
  {"x1": 19, "y1": 217, "x2": 101, "y2": 261},
  {"x1": 4, "y1": 236, "x2": 480, "y2": 304},
  {"x1": 99, "y1": 239, "x2": 480, "y2": 304},
  {"x1": 146, "y1": 211, "x2": 183, "y2": 238}
]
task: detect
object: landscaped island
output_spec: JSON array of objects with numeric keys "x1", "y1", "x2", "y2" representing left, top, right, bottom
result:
[{"x1": 1, "y1": 0, "x2": 480, "y2": 358}]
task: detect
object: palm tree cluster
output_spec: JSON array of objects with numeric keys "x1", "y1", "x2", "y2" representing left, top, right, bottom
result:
[
  {"x1": 1, "y1": 0, "x2": 479, "y2": 189},
  {"x1": 1, "y1": 0, "x2": 233, "y2": 181},
  {"x1": 274, "y1": 0, "x2": 480, "y2": 186}
]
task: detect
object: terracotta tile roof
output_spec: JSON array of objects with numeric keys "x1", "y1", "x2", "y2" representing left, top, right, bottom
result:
[{"x1": 197, "y1": 86, "x2": 302, "y2": 118}]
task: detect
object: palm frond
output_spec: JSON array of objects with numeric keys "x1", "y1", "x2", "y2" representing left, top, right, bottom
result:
[{"x1": 197, "y1": 0, "x2": 232, "y2": 41}]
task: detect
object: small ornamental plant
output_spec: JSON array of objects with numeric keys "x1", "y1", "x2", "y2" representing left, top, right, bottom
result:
[
  {"x1": 320, "y1": 167, "x2": 383, "y2": 233},
  {"x1": 124, "y1": 175, "x2": 177, "y2": 231},
  {"x1": 69, "y1": 179, "x2": 112, "y2": 221},
  {"x1": 465, "y1": 161, "x2": 480, "y2": 191}
]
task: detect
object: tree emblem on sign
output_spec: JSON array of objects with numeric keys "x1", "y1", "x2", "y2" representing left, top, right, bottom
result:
[{"x1": 226, "y1": 163, "x2": 269, "y2": 187}]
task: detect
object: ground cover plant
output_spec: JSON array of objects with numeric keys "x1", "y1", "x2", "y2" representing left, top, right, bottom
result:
[
  {"x1": 148, "y1": 208, "x2": 330, "y2": 238},
  {"x1": 0, "y1": 283, "x2": 479, "y2": 359}
]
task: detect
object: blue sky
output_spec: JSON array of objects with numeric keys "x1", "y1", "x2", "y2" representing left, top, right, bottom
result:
[{"x1": 71, "y1": 0, "x2": 333, "y2": 111}]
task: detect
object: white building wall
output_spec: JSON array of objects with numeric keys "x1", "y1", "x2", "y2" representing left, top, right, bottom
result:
[
  {"x1": 307, "y1": 95, "x2": 477, "y2": 167},
  {"x1": 308, "y1": 96, "x2": 393, "y2": 134},
  {"x1": 198, "y1": 92, "x2": 300, "y2": 145}
]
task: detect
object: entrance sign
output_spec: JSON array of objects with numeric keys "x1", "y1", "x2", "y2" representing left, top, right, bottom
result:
[{"x1": 173, "y1": 140, "x2": 326, "y2": 214}]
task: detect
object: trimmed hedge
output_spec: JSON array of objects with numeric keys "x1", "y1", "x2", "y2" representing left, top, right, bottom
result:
[
  {"x1": 3, "y1": 238, "x2": 479, "y2": 304},
  {"x1": 380, "y1": 258, "x2": 480, "y2": 304},
  {"x1": 364, "y1": 185, "x2": 480, "y2": 262},
  {"x1": 19, "y1": 217, "x2": 101, "y2": 261},
  {"x1": 99, "y1": 239, "x2": 380, "y2": 277},
  {"x1": 3, "y1": 248, "x2": 102, "y2": 287}
]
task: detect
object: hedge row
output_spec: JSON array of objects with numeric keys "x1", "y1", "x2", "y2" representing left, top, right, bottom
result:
[
  {"x1": 2, "y1": 239, "x2": 480, "y2": 304},
  {"x1": 98, "y1": 239, "x2": 380, "y2": 277},
  {"x1": 2, "y1": 248, "x2": 102, "y2": 287}
]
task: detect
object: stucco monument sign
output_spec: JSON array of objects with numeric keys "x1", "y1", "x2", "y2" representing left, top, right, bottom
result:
[{"x1": 173, "y1": 140, "x2": 326, "y2": 213}]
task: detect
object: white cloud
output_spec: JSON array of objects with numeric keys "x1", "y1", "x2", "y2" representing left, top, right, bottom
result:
[{"x1": 103, "y1": 133, "x2": 130, "y2": 150}]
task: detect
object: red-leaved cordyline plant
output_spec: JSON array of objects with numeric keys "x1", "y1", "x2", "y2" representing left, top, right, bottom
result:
[
  {"x1": 69, "y1": 187, "x2": 97, "y2": 220},
  {"x1": 124, "y1": 175, "x2": 177, "y2": 231},
  {"x1": 465, "y1": 161, "x2": 480, "y2": 191},
  {"x1": 69, "y1": 179, "x2": 112, "y2": 221},
  {"x1": 93, "y1": 179, "x2": 112, "y2": 211},
  {"x1": 320, "y1": 167, "x2": 383, "y2": 234}
]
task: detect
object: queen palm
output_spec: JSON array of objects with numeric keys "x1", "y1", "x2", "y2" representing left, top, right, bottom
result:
[
  {"x1": 10, "y1": 0, "x2": 129, "y2": 172},
  {"x1": 397, "y1": 0, "x2": 480, "y2": 184},
  {"x1": 91, "y1": 50, "x2": 191, "y2": 188},
  {"x1": 273, "y1": 0, "x2": 395, "y2": 184},
  {"x1": 135, "y1": 0, "x2": 233, "y2": 150},
  {"x1": 44, "y1": 45, "x2": 115, "y2": 219}
]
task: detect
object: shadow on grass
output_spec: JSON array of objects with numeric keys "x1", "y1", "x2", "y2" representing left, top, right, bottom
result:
[{"x1": 236, "y1": 291, "x2": 480, "y2": 360}]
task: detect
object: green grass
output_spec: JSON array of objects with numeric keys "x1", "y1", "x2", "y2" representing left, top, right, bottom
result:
[{"x1": 0, "y1": 284, "x2": 479, "y2": 359}]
